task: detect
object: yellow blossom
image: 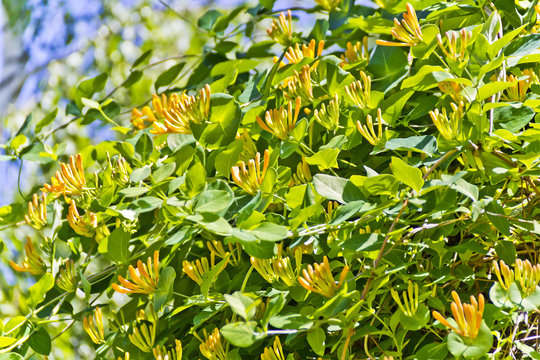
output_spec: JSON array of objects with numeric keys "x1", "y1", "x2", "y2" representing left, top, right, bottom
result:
[
  {"x1": 390, "y1": 281, "x2": 419, "y2": 317},
  {"x1": 437, "y1": 29, "x2": 472, "y2": 61},
  {"x1": 9, "y1": 237, "x2": 47, "y2": 275},
  {"x1": 153, "y1": 339, "x2": 182, "y2": 360},
  {"x1": 284, "y1": 65, "x2": 314, "y2": 104},
  {"x1": 25, "y1": 193, "x2": 47, "y2": 230},
  {"x1": 183, "y1": 254, "x2": 228, "y2": 286},
  {"x1": 83, "y1": 307, "x2": 105, "y2": 344},
  {"x1": 340, "y1": 38, "x2": 369, "y2": 66},
  {"x1": 129, "y1": 310, "x2": 156, "y2": 353},
  {"x1": 57, "y1": 259, "x2": 78, "y2": 293},
  {"x1": 315, "y1": 0, "x2": 342, "y2": 11},
  {"x1": 376, "y1": 3, "x2": 423, "y2": 47},
  {"x1": 200, "y1": 328, "x2": 227, "y2": 360},
  {"x1": 314, "y1": 94, "x2": 340, "y2": 131},
  {"x1": 438, "y1": 80, "x2": 463, "y2": 102},
  {"x1": 67, "y1": 200, "x2": 98, "y2": 237},
  {"x1": 261, "y1": 337, "x2": 286, "y2": 360},
  {"x1": 345, "y1": 71, "x2": 371, "y2": 109},
  {"x1": 266, "y1": 10, "x2": 293, "y2": 45},
  {"x1": 112, "y1": 251, "x2": 160, "y2": 295},
  {"x1": 236, "y1": 129, "x2": 258, "y2": 162},
  {"x1": 357, "y1": 108, "x2": 385, "y2": 146},
  {"x1": 231, "y1": 150, "x2": 270, "y2": 195},
  {"x1": 257, "y1": 98, "x2": 302, "y2": 140},
  {"x1": 500, "y1": 70, "x2": 539, "y2": 102},
  {"x1": 298, "y1": 256, "x2": 349, "y2": 297},
  {"x1": 429, "y1": 101, "x2": 464, "y2": 141},
  {"x1": 432, "y1": 291, "x2": 485, "y2": 340},
  {"x1": 290, "y1": 157, "x2": 312, "y2": 186},
  {"x1": 42, "y1": 153, "x2": 86, "y2": 197}
]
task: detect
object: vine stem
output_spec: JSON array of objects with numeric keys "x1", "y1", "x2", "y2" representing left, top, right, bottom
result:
[{"x1": 360, "y1": 148, "x2": 458, "y2": 300}]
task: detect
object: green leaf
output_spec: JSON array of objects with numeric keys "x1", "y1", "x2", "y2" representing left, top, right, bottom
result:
[
  {"x1": 385, "y1": 136, "x2": 438, "y2": 156},
  {"x1": 132, "y1": 49, "x2": 152, "y2": 68},
  {"x1": 447, "y1": 321, "x2": 493, "y2": 358},
  {"x1": 190, "y1": 94, "x2": 241, "y2": 150},
  {"x1": 119, "y1": 187, "x2": 149, "y2": 198},
  {"x1": 250, "y1": 222, "x2": 289, "y2": 242},
  {"x1": 477, "y1": 81, "x2": 517, "y2": 101},
  {"x1": 220, "y1": 321, "x2": 262, "y2": 347},
  {"x1": 391, "y1": 157, "x2": 424, "y2": 193},
  {"x1": 154, "y1": 267, "x2": 176, "y2": 312},
  {"x1": 35, "y1": 108, "x2": 58, "y2": 134},
  {"x1": 307, "y1": 327, "x2": 326, "y2": 356},
  {"x1": 153, "y1": 163, "x2": 176, "y2": 183},
  {"x1": 135, "y1": 132, "x2": 153, "y2": 163},
  {"x1": 305, "y1": 148, "x2": 340, "y2": 170},
  {"x1": 363, "y1": 174, "x2": 399, "y2": 196},
  {"x1": 185, "y1": 162, "x2": 207, "y2": 197},
  {"x1": 401, "y1": 65, "x2": 448, "y2": 90},
  {"x1": 494, "y1": 241, "x2": 516, "y2": 264},
  {"x1": 504, "y1": 34, "x2": 540, "y2": 58},
  {"x1": 29, "y1": 327, "x2": 51, "y2": 355},
  {"x1": 107, "y1": 228, "x2": 130, "y2": 263},
  {"x1": 224, "y1": 292, "x2": 257, "y2": 321},
  {"x1": 195, "y1": 190, "x2": 232, "y2": 213},
  {"x1": 0, "y1": 353, "x2": 24, "y2": 360},
  {"x1": 130, "y1": 166, "x2": 151, "y2": 182},
  {"x1": 343, "y1": 233, "x2": 383, "y2": 252},
  {"x1": 0, "y1": 338, "x2": 17, "y2": 349},
  {"x1": 487, "y1": 202, "x2": 511, "y2": 236},
  {"x1": 411, "y1": 24, "x2": 440, "y2": 59},
  {"x1": 154, "y1": 62, "x2": 185, "y2": 91},
  {"x1": 399, "y1": 304, "x2": 429, "y2": 331},
  {"x1": 493, "y1": 106, "x2": 535, "y2": 133},
  {"x1": 123, "y1": 70, "x2": 143, "y2": 88},
  {"x1": 198, "y1": 10, "x2": 223, "y2": 31},
  {"x1": 214, "y1": 141, "x2": 243, "y2": 176},
  {"x1": 28, "y1": 273, "x2": 54, "y2": 308},
  {"x1": 312, "y1": 174, "x2": 362, "y2": 203}
]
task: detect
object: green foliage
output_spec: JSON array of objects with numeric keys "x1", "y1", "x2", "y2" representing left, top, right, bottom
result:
[{"x1": 2, "y1": 0, "x2": 540, "y2": 359}]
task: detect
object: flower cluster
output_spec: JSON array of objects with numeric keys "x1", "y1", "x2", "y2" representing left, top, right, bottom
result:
[
  {"x1": 251, "y1": 246, "x2": 302, "y2": 287},
  {"x1": 391, "y1": 281, "x2": 419, "y2": 317},
  {"x1": 199, "y1": 328, "x2": 227, "y2": 360},
  {"x1": 266, "y1": 10, "x2": 293, "y2": 45},
  {"x1": 257, "y1": 98, "x2": 302, "y2": 140},
  {"x1": 183, "y1": 254, "x2": 229, "y2": 286},
  {"x1": 153, "y1": 339, "x2": 183, "y2": 360},
  {"x1": 42, "y1": 153, "x2": 87, "y2": 198},
  {"x1": 345, "y1": 71, "x2": 371, "y2": 110},
  {"x1": 429, "y1": 101, "x2": 464, "y2": 141},
  {"x1": 493, "y1": 259, "x2": 540, "y2": 297},
  {"x1": 25, "y1": 193, "x2": 47, "y2": 230},
  {"x1": 376, "y1": 4, "x2": 423, "y2": 47},
  {"x1": 9, "y1": 237, "x2": 47, "y2": 275},
  {"x1": 437, "y1": 29, "x2": 472, "y2": 61},
  {"x1": 340, "y1": 38, "x2": 369, "y2": 66},
  {"x1": 290, "y1": 157, "x2": 312, "y2": 186},
  {"x1": 285, "y1": 65, "x2": 314, "y2": 104},
  {"x1": 112, "y1": 251, "x2": 160, "y2": 295},
  {"x1": 129, "y1": 310, "x2": 156, "y2": 353},
  {"x1": 298, "y1": 256, "x2": 349, "y2": 297},
  {"x1": 500, "y1": 69, "x2": 539, "y2": 102},
  {"x1": 357, "y1": 108, "x2": 385, "y2": 146},
  {"x1": 231, "y1": 150, "x2": 270, "y2": 195},
  {"x1": 314, "y1": 94, "x2": 340, "y2": 131},
  {"x1": 83, "y1": 307, "x2": 105, "y2": 344},
  {"x1": 67, "y1": 200, "x2": 98, "y2": 237},
  {"x1": 314, "y1": 0, "x2": 342, "y2": 11},
  {"x1": 57, "y1": 259, "x2": 78, "y2": 293},
  {"x1": 261, "y1": 337, "x2": 286, "y2": 360},
  {"x1": 432, "y1": 291, "x2": 485, "y2": 340}
]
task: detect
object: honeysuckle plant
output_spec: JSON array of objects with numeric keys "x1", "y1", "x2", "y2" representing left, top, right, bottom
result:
[{"x1": 1, "y1": 0, "x2": 540, "y2": 359}]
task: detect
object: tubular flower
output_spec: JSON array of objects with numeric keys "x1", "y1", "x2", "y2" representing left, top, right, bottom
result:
[
  {"x1": 199, "y1": 328, "x2": 227, "y2": 360},
  {"x1": 290, "y1": 157, "x2": 312, "y2": 186},
  {"x1": 150, "y1": 85, "x2": 212, "y2": 135},
  {"x1": 315, "y1": 0, "x2": 342, "y2": 11},
  {"x1": 298, "y1": 256, "x2": 349, "y2": 298},
  {"x1": 119, "y1": 353, "x2": 130, "y2": 360},
  {"x1": 285, "y1": 65, "x2": 314, "y2": 104},
  {"x1": 514, "y1": 259, "x2": 540, "y2": 296},
  {"x1": 9, "y1": 237, "x2": 47, "y2": 275},
  {"x1": 57, "y1": 259, "x2": 78, "y2": 293},
  {"x1": 112, "y1": 251, "x2": 160, "y2": 295},
  {"x1": 25, "y1": 193, "x2": 47, "y2": 230},
  {"x1": 207, "y1": 240, "x2": 240, "y2": 266},
  {"x1": 438, "y1": 80, "x2": 463, "y2": 102},
  {"x1": 251, "y1": 257, "x2": 280, "y2": 284},
  {"x1": 266, "y1": 10, "x2": 293, "y2": 45},
  {"x1": 500, "y1": 70, "x2": 539, "y2": 102},
  {"x1": 261, "y1": 337, "x2": 286, "y2": 360},
  {"x1": 273, "y1": 255, "x2": 298, "y2": 287},
  {"x1": 153, "y1": 339, "x2": 182, "y2": 360},
  {"x1": 108, "y1": 153, "x2": 131, "y2": 186},
  {"x1": 42, "y1": 154, "x2": 86, "y2": 197},
  {"x1": 95, "y1": 224, "x2": 111, "y2": 244},
  {"x1": 432, "y1": 291, "x2": 485, "y2": 340},
  {"x1": 340, "y1": 37, "x2": 369, "y2": 66},
  {"x1": 376, "y1": 3, "x2": 423, "y2": 47},
  {"x1": 129, "y1": 311, "x2": 156, "y2": 353},
  {"x1": 183, "y1": 255, "x2": 229, "y2": 286},
  {"x1": 276, "y1": 39, "x2": 325, "y2": 68},
  {"x1": 492, "y1": 260, "x2": 514, "y2": 291},
  {"x1": 391, "y1": 282, "x2": 419, "y2": 317},
  {"x1": 131, "y1": 105, "x2": 159, "y2": 130},
  {"x1": 67, "y1": 200, "x2": 98, "y2": 237},
  {"x1": 83, "y1": 307, "x2": 105, "y2": 344},
  {"x1": 257, "y1": 98, "x2": 302, "y2": 140},
  {"x1": 357, "y1": 108, "x2": 385, "y2": 146},
  {"x1": 236, "y1": 129, "x2": 258, "y2": 162},
  {"x1": 437, "y1": 29, "x2": 472, "y2": 61},
  {"x1": 231, "y1": 150, "x2": 270, "y2": 195},
  {"x1": 314, "y1": 94, "x2": 340, "y2": 131},
  {"x1": 429, "y1": 101, "x2": 464, "y2": 141},
  {"x1": 345, "y1": 71, "x2": 371, "y2": 109}
]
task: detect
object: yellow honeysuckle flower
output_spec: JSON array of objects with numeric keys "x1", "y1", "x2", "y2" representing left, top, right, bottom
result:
[
  {"x1": 390, "y1": 281, "x2": 419, "y2": 317},
  {"x1": 42, "y1": 153, "x2": 86, "y2": 197},
  {"x1": 345, "y1": 71, "x2": 371, "y2": 109},
  {"x1": 183, "y1": 254, "x2": 229, "y2": 286},
  {"x1": 315, "y1": 0, "x2": 342, "y2": 11},
  {"x1": 9, "y1": 237, "x2": 47, "y2": 275},
  {"x1": 57, "y1": 259, "x2": 78, "y2": 293},
  {"x1": 153, "y1": 339, "x2": 182, "y2": 360},
  {"x1": 83, "y1": 307, "x2": 105, "y2": 344},
  {"x1": 285, "y1": 65, "x2": 314, "y2": 104},
  {"x1": 376, "y1": 3, "x2": 423, "y2": 47},
  {"x1": 438, "y1": 80, "x2": 463, "y2": 102},
  {"x1": 236, "y1": 129, "x2": 258, "y2": 162},
  {"x1": 207, "y1": 240, "x2": 240, "y2": 266},
  {"x1": 231, "y1": 150, "x2": 270, "y2": 195},
  {"x1": 340, "y1": 38, "x2": 369, "y2": 66},
  {"x1": 432, "y1": 291, "x2": 484, "y2": 340},
  {"x1": 257, "y1": 98, "x2": 302, "y2": 140},
  {"x1": 67, "y1": 200, "x2": 98, "y2": 237},
  {"x1": 25, "y1": 192, "x2": 47, "y2": 230},
  {"x1": 290, "y1": 157, "x2": 312, "y2": 186},
  {"x1": 499, "y1": 70, "x2": 539, "y2": 102},
  {"x1": 251, "y1": 257, "x2": 280, "y2": 284},
  {"x1": 494, "y1": 259, "x2": 540, "y2": 297},
  {"x1": 429, "y1": 101, "x2": 464, "y2": 141},
  {"x1": 118, "y1": 353, "x2": 130, "y2": 360},
  {"x1": 275, "y1": 39, "x2": 325, "y2": 68},
  {"x1": 261, "y1": 336, "x2": 286, "y2": 360},
  {"x1": 112, "y1": 251, "x2": 160, "y2": 295},
  {"x1": 199, "y1": 328, "x2": 227, "y2": 360},
  {"x1": 357, "y1": 108, "x2": 385, "y2": 146},
  {"x1": 314, "y1": 94, "x2": 340, "y2": 131},
  {"x1": 108, "y1": 152, "x2": 131, "y2": 186},
  {"x1": 266, "y1": 10, "x2": 293, "y2": 45},
  {"x1": 129, "y1": 310, "x2": 156, "y2": 353},
  {"x1": 298, "y1": 256, "x2": 349, "y2": 298},
  {"x1": 437, "y1": 29, "x2": 472, "y2": 61}
]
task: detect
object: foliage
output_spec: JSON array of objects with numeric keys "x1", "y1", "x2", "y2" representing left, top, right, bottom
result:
[{"x1": 1, "y1": 0, "x2": 540, "y2": 358}]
